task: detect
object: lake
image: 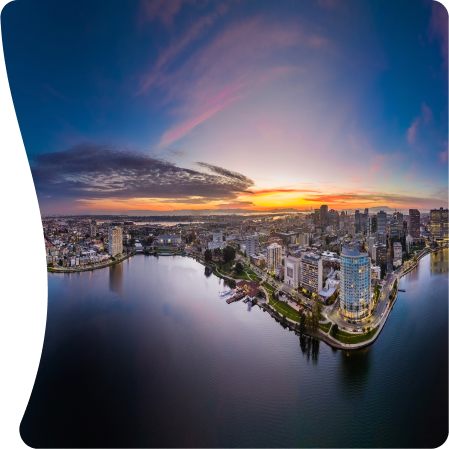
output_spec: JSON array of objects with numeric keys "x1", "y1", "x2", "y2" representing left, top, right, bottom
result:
[{"x1": 21, "y1": 250, "x2": 448, "y2": 447}]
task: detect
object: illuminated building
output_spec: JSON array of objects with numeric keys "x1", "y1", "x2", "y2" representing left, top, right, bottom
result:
[
  {"x1": 108, "y1": 226, "x2": 123, "y2": 256},
  {"x1": 409, "y1": 209, "x2": 421, "y2": 239},
  {"x1": 339, "y1": 247, "x2": 372, "y2": 321},
  {"x1": 430, "y1": 208, "x2": 449, "y2": 240},
  {"x1": 300, "y1": 252, "x2": 323, "y2": 294},
  {"x1": 267, "y1": 243, "x2": 281, "y2": 273}
]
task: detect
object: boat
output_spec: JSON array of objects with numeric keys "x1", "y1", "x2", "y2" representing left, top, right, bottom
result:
[{"x1": 219, "y1": 290, "x2": 235, "y2": 299}]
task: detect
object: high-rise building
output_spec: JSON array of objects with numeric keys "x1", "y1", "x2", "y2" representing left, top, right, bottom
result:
[
  {"x1": 369, "y1": 215, "x2": 377, "y2": 234},
  {"x1": 390, "y1": 218, "x2": 399, "y2": 238},
  {"x1": 339, "y1": 247, "x2": 372, "y2": 321},
  {"x1": 108, "y1": 227, "x2": 123, "y2": 256},
  {"x1": 354, "y1": 210, "x2": 360, "y2": 232},
  {"x1": 314, "y1": 209, "x2": 320, "y2": 225},
  {"x1": 377, "y1": 211, "x2": 387, "y2": 234},
  {"x1": 320, "y1": 205, "x2": 328, "y2": 227},
  {"x1": 375, "y1": 244, "x2": 387, "y2": 267},
  {"x1": 394, "y1": 212, "x2": 404, "y2": 233},
  {"x1": 393, "y1": 242, "x2": 402, "y2": 267},
  {"x1": 89, "y1": 224, "x2": 97, "y2": 238},
  {"x1": 245, "y1": 235, "x2": 260, "y2": 257},
  {"x1": 267, "y1": 243, "x2": 282, "y2": 273},
  {"x1": 409, "y1": 209, "x2": 421, "y2": 239},
  {"x1": 430, "y1": 208, "x2": 449, "y2": 240},
  {"x1": 284, "y1": 253, "x2": 302, "y2": 288},
  {"x1": 300, "y1": 253, "x2": 323, "y2": 293},
  {"x1": 364, "y1": 208, "x2": 369, "y2": 215}
]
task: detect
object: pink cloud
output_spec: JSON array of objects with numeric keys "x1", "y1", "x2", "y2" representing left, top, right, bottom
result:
[
  {"x1": 428, "y1": 1, "x2": 448, "y2": 67},
  {"x1": 159, "y1": 95, "x2": 242, "y2": 146},
  {"x1": 407, "y1": 118, "x2": 420, "y2": 144},
  {"x1": 440, "y1": 149, "x2": 448, "y2": 164},
  {"x1": 140, "y1": 0, "x2": 194, "y2": 28}
]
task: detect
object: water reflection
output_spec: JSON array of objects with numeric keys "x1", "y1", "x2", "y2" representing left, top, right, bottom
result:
[
  {"x1": 204, "y1": 266, "x2": 212, "y2": 277},
  {"x1": 299, "y1": 333, "x2": 320, "y2": 364},
  {"x1": 109, "y1": 263, "x2": 123, "y2": 295},
  {"x1": 430, "y1": 250, "x2": 448, "y2": 275},
  {"x1": 338, "y1": 346, "x2": 372, "y2": 392}
]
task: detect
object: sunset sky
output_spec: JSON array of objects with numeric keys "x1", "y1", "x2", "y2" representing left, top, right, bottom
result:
[{"x1": 2, "y1": 0, "x2": 448, "y2": 214}]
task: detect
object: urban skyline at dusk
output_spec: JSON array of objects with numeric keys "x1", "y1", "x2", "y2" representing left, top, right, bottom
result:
[{"x1": 2, "y1": 0, "x2": 447, "y2": 215}]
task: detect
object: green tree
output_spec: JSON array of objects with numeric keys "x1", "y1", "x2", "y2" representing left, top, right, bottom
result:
[
  {"x1": 235, "y1": 261, "x2": 244, "y2": 274},
  {"x1": 205, "y1": 249, "x2": 212, "y2": 262},
  {"x1": 223, "y1": 246, "x2": 236, "y2": 264},
  {"x1": 331, "y1": 323, "x2": 338, "y2": 335}
]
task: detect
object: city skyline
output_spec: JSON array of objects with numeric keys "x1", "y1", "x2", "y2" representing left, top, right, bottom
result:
[{"x1": 2, "y1": 0, "x2": 448, "y2": 214}]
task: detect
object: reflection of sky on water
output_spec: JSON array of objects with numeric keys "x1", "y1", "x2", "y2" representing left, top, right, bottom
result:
[{"x1": 430, "y1": 251, "x2": 448, "y2": 275}]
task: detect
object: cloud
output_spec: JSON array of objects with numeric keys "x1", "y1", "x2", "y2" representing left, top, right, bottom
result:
[
  {"x1": 428, "y1": 1, "x2": 448, "y2": 67},
  {"x1": 140, "y1": 0, "x2": 195, "y2": 28},
  {"x1": 440, "y1": 149, "x2": 448, "y2": 164},
  {"x1": 31, "y1": 144, "x2": 254, "y2": 203},
  {"x1": 407, "y1": 118, "x2": 420, "y2": 144}
]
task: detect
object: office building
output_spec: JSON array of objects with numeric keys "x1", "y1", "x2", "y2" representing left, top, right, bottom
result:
[
  {"x1": 368, "y1": 236, "x2": 376, "y2": 260},
  {"x1": 430, "y1": 207, "x2": 449, "y2": 240},
  {"x1": 368, "y1": 215, "x2": 377, "y2": 234},
  {"x1": 390, "y1": 218, "x2": 399, "y2": 238},
  {"x1": 409, "y1": 209, "x2": 421, "y2": 239},
  {"x1": 108, "y1": 227, "x2": 123, "y2": 256},
  {"x1": 394, "y1": 212, "x2": 404, "y2": 233},
  {"x1": 300, "y1": 252, "x2": 323, "y2": 293},
  {"x1": 339, "y1": 247, "x2": 372, "y2": 321},
  {"x1": 320, "y1": 204, "x2": 328, "y2": 227},
  {"x1": 375, "y1": 244, "x2": 387, "y2": 267},
  {"x1": 267, "y1": 243, "x2": 282, "y2": 274},
  {"x1": 377, "y1": 211, "x2": 387, "y2": 234}
]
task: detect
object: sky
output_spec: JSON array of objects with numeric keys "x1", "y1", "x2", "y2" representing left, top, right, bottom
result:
[{"x1": 2, "y1": 0, "x2": 448, "y2": 214}]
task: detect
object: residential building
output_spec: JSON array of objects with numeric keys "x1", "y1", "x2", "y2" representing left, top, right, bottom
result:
[
  {"x1": 339, "y1": 247, "x2": 372, "y2": 321},
  {"x1": 430, "y1": 207, "x2": 449, "y2": 240},
  {"x1": 371, "y1": 266, "x2": 381, "y2": 280},
  {"x1": 409, "y1": 209, "x2": 421, "y2": 239},
  {"x1": 245, "y1": 235, "x2": 260, "y2": 257},
  {"x1": 375, "y1": 244, "x2": 387, "y2": 267},
  {"x1": 300, "y1": 252, "x2": 323, "y2": 294},
  {"x1": 267, "y1": 243, "x2": 282, "y2": 274},
  {"x1": 108, "y1": 227, "x2": 123, "y2": 256},
  {"x1": 393, "y1": 242, "x2": 402, "y2": 267}
]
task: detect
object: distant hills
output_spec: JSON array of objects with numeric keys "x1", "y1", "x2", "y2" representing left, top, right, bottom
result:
[{"x1": 44, "y1": 205, "x2": 429, "y2": 217}]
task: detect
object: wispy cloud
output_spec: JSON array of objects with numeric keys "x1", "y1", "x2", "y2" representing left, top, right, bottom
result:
[{"x1": 427, "y1": 1, "x2": 448, "y2": 67}]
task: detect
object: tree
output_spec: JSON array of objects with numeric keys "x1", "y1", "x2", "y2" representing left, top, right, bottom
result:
[
  {"x1": 259, "y1": 259, "x2": 266, "y2": 270},
  {"x1": 205, "y1": 249, "x2": 212, "y2": 262},
  {"x1": 235, "y1": 261, "x2": 244, "y2": 274},
  {"x1": 331, "y1": 323, "x2": 338, "y2": 335},
  {"x1": 223, "y1": 245, "x2": 236, "y2": 264}
]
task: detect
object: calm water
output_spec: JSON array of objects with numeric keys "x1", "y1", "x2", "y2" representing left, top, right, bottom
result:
[{"x1": 21, "y1": 250, "x2": 448, "y2": 448}]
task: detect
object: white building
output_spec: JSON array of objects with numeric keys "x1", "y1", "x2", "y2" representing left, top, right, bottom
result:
[
  {"x1": 371, "y1": 266, "x2": 381, "y2": 280},
  {"x1": 208, "y1": 229, "x2": 227, "y2": 250},
  {"x1": 108, "y1": 227, "x2": 123, "y2": 257},
  {"x1": 245, "y1": 235, "x2": 259, "y2": 257},
  {"x1": 368, "y1": 236, "x2": 376, "y2": 260},
  {"x1": 158, "y1": 234, "x2": 182, "y2": 245},
  {"x1": 284, "y1": 254, "x2": 302, "y2": 288},
  {"x1": 300, "y1": 252, "x2": 323, "y2": 294},
  {"x1": 406, "y1": 234, "x2": 413, "y2": 252},
  {"x1": 267, "y1": 243, "x2": 282, "y2": 273},
  {"x1": 393, "y1": 241, "x2": 402, "y2": 267}
]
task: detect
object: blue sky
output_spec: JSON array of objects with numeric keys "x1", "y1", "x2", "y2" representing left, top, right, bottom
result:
[{"x1": 2, "y1": 0, "x2": 447, "y2": 213}]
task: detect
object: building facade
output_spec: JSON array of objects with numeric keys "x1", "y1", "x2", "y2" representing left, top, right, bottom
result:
[
  {"x1": 284, "y1": 254, "x2": 302, "y2": 288},
  {"x1": 108, "y1": 226, "x2": 123, "y2": 256},
  {"x1": 300, "y1": 253, "x2": 323, "y2": 294},
  {"x1": 377, "y1": 211, "x2": 387, "y2": 234},
  {"x1": 409, "y1": 209, "x2": 421, "y2": 239},
  {"x1": 208, "y1": 230, "x2": 228, "y2": 250},
  {"x1": 267, "y1": 243, "x2": 281, "y2": 274},
  {"x1": 393, "y1": 241, "x2": 402, "y2": 267},
  {"x1": 245, "y1": 235, "x2": 260, "y2": 257},
  {"x1": 430, "y1": 207, "x2": 449, "y2": 240},
  {"x1": 158, "y1": 234, "x2": 182, "y2": 245},
  {"x1": 339, "y1": 247, "x2": 372, "y2": 321}
]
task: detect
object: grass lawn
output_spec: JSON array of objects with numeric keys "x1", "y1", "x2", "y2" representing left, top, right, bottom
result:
[
  {"x1": 263, "y1": 282, "x2": 276, "y2": 294},
  {"x1": 268, "y1": 294, "x2": 302, "y2": 322},
  {"x1": 331, "y1": 326, "x2": 379, "y2": 344},
  {"x1": 319, "y1": 322, "x2": 332, "y2": 333}
]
